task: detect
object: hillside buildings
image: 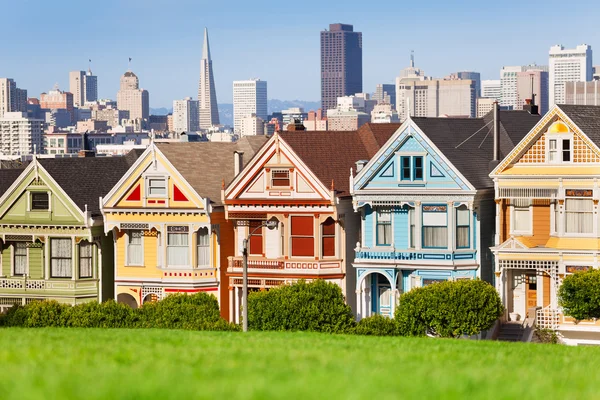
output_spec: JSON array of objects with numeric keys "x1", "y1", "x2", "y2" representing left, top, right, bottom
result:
[
  {"x1": 320, "y1": 24, "x2": 362, "y2": 111},
  {"x1": 69, "y1": 69, "x2": 98, "y2": 107},
  {"x1": 116, "y1": 71, "x2": 149, "y2": 128},
  {"x1": 549, "y1": 44, "x2": 593, "y2": 107},
  {"x1": 0, "y1": 112, "x2": 44, "y2": 156},
  {"x1": 233, "y1": 79, "x2": 267, "y2": 134},
  {"x1": 303, "y1": 109, "x2": 327, "y2": 131},
  {"x1": 198, "y1": 28, "x2": 220, "y2": 129}
]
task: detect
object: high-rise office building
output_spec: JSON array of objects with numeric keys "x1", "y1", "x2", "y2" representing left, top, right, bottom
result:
[
  {"x1": 0, "y1": 112, "x2": 44, "y2": 156},
  {"x1": 516, "y1": 70, "x2": 549, "y2": 115},
  {"x1": 481, "y1": 80, "x2": 501, "y2": 100},
  {"x1": 564, "y1": 81, "x2": 600, "y2": 105},
  {"x1": 40, "y1": 85, "x2": 74, "y2": 122},
  {"x1": 233, "y1": 79, "x2": 267, "y2": 134},
  {"x1": 445, "y1": 71, "x2": 481, "y2": 97},
  {"x1": 70, "y1": 69, "x2": 98, "y2": 107},
  {"x1": 0, "y1": 78, "x2": 27, "y2": 118},
  {"x1": 374, "y1": 84, "x2": 396, "y2": 108},
  {"x1": 320, "y1": 23, "x2": 362, "y2": 111},
  {"x1": 501, "y1": 64, "x2": 548, "y2": 110},
  {"x1": 549, "y1": 44, "x2": 593, "y2": 106},
  {"x1": 173, "y1": 97, "x2": 200, "y2": 133},
  {"x1": 198, "y1": 28, "x2": 220, "y2": 130},
  {"x1": 117, "y1": 70, "x2": 149, "y2": 127}
]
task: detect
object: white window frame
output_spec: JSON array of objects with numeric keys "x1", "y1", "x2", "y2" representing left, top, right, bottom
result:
[
  {"x1": 166, "y1": 228, "x2": 190, "y2": 268},
  {"x1": 125, "y1": 230, "x2": 144, "y2": 266},
  {"x1": 408, "y1": 207, "x2": 416, "y2": 249},
  {"x1": 396, "y1": 152, "x2": 427, "y2": 183},
  {"x1": 374, "y1": 207, "x2": 393, "y2": 247},
  {"x1": 510, "y1": 199, "x2": 533, "y2": 236},
  {"x1": 145, "y1": 175, "x2": 168, "y2": 198},
  {"x1": 564, "y1": 197, "x2": 594, "y2": 237},
  {"x1": 197, "y1": 227, "x2": 211, "y2": 268},
  {"x1": 546, "y1": 134, "x2": 572, "y2": 164},
  {"x1": 270, "y1": 169, "x2": 291, "y2": 188},
  {"x1": 12, "y1": 242, "x2": 29, "y2": 277}
]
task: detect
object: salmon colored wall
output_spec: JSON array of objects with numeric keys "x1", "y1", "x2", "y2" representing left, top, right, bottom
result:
[
  {"x1": 211, "y1": 210, "x2": 235, "y2": 319},
  {"x1": 529, "y1": 200, "x2": 551, "y2": 246},
  {"x1": 500, "y1": 200, "x2": 510, "y2": 243}
]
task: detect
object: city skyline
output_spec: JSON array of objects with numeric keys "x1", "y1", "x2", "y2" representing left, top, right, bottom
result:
[{"x1": 2, "y1": 0, "x2": 599, "y2": 107}]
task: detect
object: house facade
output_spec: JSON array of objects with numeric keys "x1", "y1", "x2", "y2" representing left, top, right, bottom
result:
[
  {"x1": 491, "y1": 104, "x2": 600, "y2": 345},
  {"x1": 0, "y1": 152, "x2": 140, "y2": 310},
  {"x1": 101, "y1": 138, "x2": 266, "y2": 314},
  {"x1": 223, "y1": 124, "x2": 399, "y2": 322},
  {"x1": 352, "y1": 109, "x2": 540, "y2": 319}
]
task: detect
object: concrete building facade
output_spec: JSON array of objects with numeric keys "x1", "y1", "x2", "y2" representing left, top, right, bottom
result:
[
  {"x1": 374, "y1": 84, "x2": 396, "y2": 108},
  {"x1": 173, "y1": 97, "x2": 200, "y2": 133},
  {"x1": 40, "y1": 86, "x2": 74, "y2": 123},
  {"x1": 564, "y1": 81, "x2": 600, "y2": 105},
  {"x1": 70, "y1": 69, "x2": 98, "y2": 107},
  {"x1": 0, "y1": 78, "x2": 27, "y2": 119},
  {"x1": 0, "y1": 112, "x2": 44, "y2": 156},
  {"x1": 233, "y1": 79, "x2": 267, "y2": 134},
  {"x1": 116, "y1": 71, "x2": 149, "y2": 128},
  {"x1": 481, "y1": 80, "x2": 501, "y2": 100},
  {"x1": 516, "y1": 70, "x2": 549, "y2": 115},
  {"x1": 549, "y1": 44, "x2": 593, "y2": 107}
]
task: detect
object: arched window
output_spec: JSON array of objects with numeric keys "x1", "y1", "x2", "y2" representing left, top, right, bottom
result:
[
  {"x1": 197, "y1": 227, "x2": 210, "y2": 267},
  {"x1": 321, "y1": 217, "x2": 336, "y2": 257}
]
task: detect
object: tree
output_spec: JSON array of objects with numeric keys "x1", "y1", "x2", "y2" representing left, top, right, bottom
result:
[{"x1": 558, "y1": 269, "x2": 600, "y2": 322}]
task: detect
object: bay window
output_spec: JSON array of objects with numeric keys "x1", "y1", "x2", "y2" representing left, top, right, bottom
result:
[
  {"x1": 79, "y1": 241, "x2": 93, "y2": 278},
  {"x1": 14, "y1": 243, "x2": 27, "y2": 276},
  {"x1": 408, "y1": 207, "x2": 415, "y2": 248},
  {"x1": 291, "y1": 216, "x2": 314, "y2": 257},
  {"x1": 249, "y1": 220, "x2": 263, "y2": 255},
  {"x1": 127, "y1": 231, "x2": 144, "y2": 265},
  {"x1": 422, "y1": 205, "x2": 447, "y2": 248},
  {"x1": 167, "y1": 227, "x2": 189, "y2": 267},
  {"x1": 565, "y1": 198, "x2": 593, "y2": 234},
  {"x1": 197, "y1": 228, "x2": 210, "y2": 267},
  {"x1": 321, "y1": 218, "x2": 336, "y2": 257},
  {"x1": 376, "y1": 208, "x2": 392, "y2": 246},
  {"x1": 51, "y1": 238, "x2": 72, "y2": 278},
  {"x1": 512, "y1": 199, "x2": 531, "y2": 234},
  {"x1": 456, "y1": 206, "x2": 470, "y2": 248}
]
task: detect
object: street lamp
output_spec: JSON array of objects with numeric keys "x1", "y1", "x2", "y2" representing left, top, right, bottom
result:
[{"x1": 242, "y1": 216, "x2": 279, "y2": 332}]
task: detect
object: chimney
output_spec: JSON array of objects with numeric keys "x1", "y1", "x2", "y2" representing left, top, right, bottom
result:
[
  {"x1": 78, "y1": 131, "x2": 95, "y2": 158},
  {"x1": 234, "y1": 151, "x2": 244, "y2": 175},
  {"x1": 355, "y1": 160, "x2": 368, "y2": 172},
  {"x1": 489, "y1": 102, "x2": 500, "y2": 171}
]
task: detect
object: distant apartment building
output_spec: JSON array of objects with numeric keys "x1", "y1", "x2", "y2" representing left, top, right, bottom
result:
[
  {"x1": 69, "y1": 69, "x2": 98, "y2": 107},
  {"x1": 476, "y1": 98, "x2": 496, "y2": 117},
  {"x1": 515, "y1": 70, "x2": 549, "y2": 115},
  {"x1": 0, "y1": 112, "x2": 44, "y2": 156},
  {"x1": 45, "y1": 109, "x2": 72, "y2": 128},
  {"x1": 446, "y1": 71, "x2": 481, "y2": 97},
  {"x1": 354, "y1": 93, "x2": 377, "y2": 115},
  {"x1": 282, "y1": 107, "x2": 308, "y2": 126},
  {"x1": 40, "y1": 85, "x2": 74, "y2": 123},
  {"x1": 327, "y1": 96, "x2": 370, "y2": 131},
  {"x1": 0, "y1": 78, "x2": 27, "y2": 118},
  {"x1": 594, "y1": 66, "x2": 600, "y2": 81},
  {"x1": 233, "y1": 79, "x2": 267, "y2": 134},
  {"x1": 320, "y1": 23, "x2": 362, "y2": 111},
  {"x1": 92, "y1": 106, "x2": 128, "y2": 129},
  {"x1": 173, "y1": 97, "x2": 200, "y2": 133},
  {"x1": 564, "y1": 81, "x2": 600, "y2": 105},
  {"x1": 148, "y1": 115, "x2": 169, "y2": 132},
  {"x1": 240, "y1": 114, "x2": 265, "y2": 136},
  {"x1": 76, "y1": 120, "x2": 108, "y2": 133},
  {"x1": 396, "y1": 79, "x2": 476, "y2": 120},
  {"x1": 116, "y1": 70, "x2": 149, "y2": 127},
  {"x1": 303, "y1": 109, "x2": 327, "y2": 131},
  {"x1": 481, "y1": 80, "x2": 501, "y2": 100},
  {"x1": 371, "y1": 103, "x2": 399, "y2": 123},
  {"x1": 549, "y1": 44, "x2": 593, "y2": 106},
  {"x1": 501, "y1": 64, "x2": 548, "y2": 110},
  {"x1": 374, "y1": 84, "x2": 396, "y2": 108}
]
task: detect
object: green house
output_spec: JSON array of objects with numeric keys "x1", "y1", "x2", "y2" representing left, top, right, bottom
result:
[{"x1": 0, "y1": 152, "x2": 140, "y2": 309}]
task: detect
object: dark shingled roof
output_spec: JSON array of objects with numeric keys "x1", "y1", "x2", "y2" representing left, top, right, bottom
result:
[
  {"x1": 0, "y1": 167, "x2": 28, "y2": 196},
  {"x1": 37, "y1": 150, "x2": 143, "y2": 217},
  {"x1": 412, "y1": 110, "x2": 541, "y2": 189},
  {"x1": 557, "y1": 104, "x2": 600, "y2": 144},
  {"x1": 279, "y1": 123, "x2": 402, "y2": 196},
  {"x1": 156, "y1": 136, "x2": 268, "y2": 206}
]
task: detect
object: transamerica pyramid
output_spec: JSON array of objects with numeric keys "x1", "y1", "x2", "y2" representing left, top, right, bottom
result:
[{"x1": 198, "y1": 27, "x2": 220, "y2": 129}]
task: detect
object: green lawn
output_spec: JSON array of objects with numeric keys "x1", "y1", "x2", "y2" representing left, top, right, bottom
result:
[{"x1": 0, "y1": 329, "x2": 598, "y2": 399}]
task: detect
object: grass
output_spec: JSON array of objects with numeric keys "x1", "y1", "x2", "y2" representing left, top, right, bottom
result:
[{"x1": 0, "y1": 329, "x2": 598, "y2": 399}]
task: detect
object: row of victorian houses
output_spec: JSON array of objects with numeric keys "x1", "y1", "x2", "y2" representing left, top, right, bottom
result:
[{"x1": 1, "y1": 103, "x2": 600, "y2": 345}]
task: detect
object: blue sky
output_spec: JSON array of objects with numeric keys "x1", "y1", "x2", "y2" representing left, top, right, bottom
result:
[{"x1": 1, "y1": 0, "x2": 598, "y2": 107}]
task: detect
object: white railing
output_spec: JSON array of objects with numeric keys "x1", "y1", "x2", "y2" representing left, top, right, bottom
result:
[
  {"x1": 0, "y1": 279, "x2": 46, "y2": 290},
  {"x1": 536, "y1": 306, "x2": 560, "y2": 330}
]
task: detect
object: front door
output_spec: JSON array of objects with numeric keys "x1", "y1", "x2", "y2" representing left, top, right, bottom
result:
[
  {"x1": 371, "y1": 274, "x2": 392, "y2": 317},
  {"x1": 526, "y1": 275, "x2": 537, "y2": 309}
]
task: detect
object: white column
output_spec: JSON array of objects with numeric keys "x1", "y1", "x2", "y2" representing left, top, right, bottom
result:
[
  {"x1": 494, "y1": 200, "x2": 500, "y2": 246},
  {"x1": 356, "y1": 288, "x2": 362, "y2": 321},
  {"x1": 363, "y1": 287, "x2": 371, "y2": 317},
  {"x1": 447, "y1": 202, "x2": 454, "y2": 250},
  {"x1": 415, "y1": 202, "x2": 422, "y2": 250},
  {"x1": 229, "y1": 287, "x2": 234, "y2": 322}
]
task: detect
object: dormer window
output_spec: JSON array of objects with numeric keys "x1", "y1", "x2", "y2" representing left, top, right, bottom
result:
[
  {"x1": 546, "y1": 121, "x2": 572, "y2": 164},
  {"x1": 31, "y1": 192, "x2": 49, "y2": 210},
  {"x1": 147, "y1": 177, "x2": 167, "y2": 197},
  {"x1": 400, "y1": 156, "x2": 424, "y2": 181},
  {"x1": 271, "y1": 169, "x2": 290, "y2": 187}
]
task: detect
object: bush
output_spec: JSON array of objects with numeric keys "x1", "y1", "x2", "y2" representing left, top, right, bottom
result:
[
  {"x1": 248, "y1": 279, "x2": 355, "y2": 333},
  {"x1": 66, "y1": 300, "x2": 136, "y2": 328},
  {"x1": 353, "y1": 315, "x2": 398, "y2": 336},
  {"x1": 135, "y1": 292, "x2": 222, "y2": 330},
  {"x1": 395, "y1": 280, "x2": 504, "y2": 338},
  {"x1": 2, "y1": 300, "x2": 70, "y2": 328},
  {"x1": 535, "y1": 328, "x2": 559, "y2": 344},
  {"x1": 558, "y1": 269, "x2": 600, "y2": 322}
]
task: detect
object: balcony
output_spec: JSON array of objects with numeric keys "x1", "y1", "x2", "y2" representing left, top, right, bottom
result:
[
  {"x1": 227, "y1": 256, "x2": 342, "y2": 276},
  {"x1": 0, "y1": 277, "x2": 98, "y2": 294},
  {"x1": 354, "y1": 247, "x2": 477, "y2": 265}
]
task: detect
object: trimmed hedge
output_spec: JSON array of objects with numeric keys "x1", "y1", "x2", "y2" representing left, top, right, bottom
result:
[
  {"x1": 353, "y1": 314, "x2": 398, "y2": 336},
  {"x1": 395, "y1": 279, "x2": 504, "y2": 338},
  {"x1": 248, "y1": 279, "x2": 355, "y2": 333},
  {"x1": 0, "y1": 293, "x2": 239, "y2": 331}
]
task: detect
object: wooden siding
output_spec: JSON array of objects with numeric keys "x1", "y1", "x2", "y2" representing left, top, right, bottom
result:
[
  {"x1": 543, "y1": 274, "x2": 550, "y2": 307},
  {"x1": 500, "y1": 200, "x2": 510, "y2": 243},
  {"x1": 529, "y1": 200, "x2": 551, "y2": 246},
  {"x1": 211, "y1": 210, "x2": 234, "y2": 319},
  {"x1": 28, "y1": 247, "x2": 43, "y2": 279}
]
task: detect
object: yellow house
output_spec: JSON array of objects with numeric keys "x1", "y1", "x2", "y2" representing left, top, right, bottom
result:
[
  {"x1": 491, "y1": 104, "x2": 600, "y2": 345},
  {"x1": 101, "y1": 138, "x2": 267, "y2": 315}
]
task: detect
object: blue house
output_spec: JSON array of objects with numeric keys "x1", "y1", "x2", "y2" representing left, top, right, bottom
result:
[{"x1": 350, "y1": 109, "x2": 540, "y2": 319}]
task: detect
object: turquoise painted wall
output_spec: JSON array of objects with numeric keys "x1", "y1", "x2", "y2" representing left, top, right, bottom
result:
[
  {"x1": 364, "y1": 205, "x2": 373, "y2": 248},
  {"x1": 393, "y1": 206, "x2": 409, "y2": 249}
]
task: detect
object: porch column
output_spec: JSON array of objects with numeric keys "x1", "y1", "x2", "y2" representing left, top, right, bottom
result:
[
  {"x1": 363, "y1": 287, "x2": 370, "y2": 318},
  {"x1": 447, "y1": 202, "x2": 454, "y2": 250},
  {"x1": 355, "y1": 289, "x2": 362, "y2": 321},
  {"x1": 494, "y1": 200, "x2": 501, "y2": 246},
  {"x1": 229, "y1": 286, "x2": 234, "y2": 322},
  {"x1": 415, "y1": 202, "x2": 422, "y2": 250},
  {"x1": 550, "y1": 274, "x2": 558, "y2": 309},
  {"x1": 234, "y1": 286, "x2": 240, "y2": 324}
]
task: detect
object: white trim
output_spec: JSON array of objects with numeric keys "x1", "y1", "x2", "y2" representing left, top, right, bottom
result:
[
  {"x1": 510, "y1": 201, "x2": 533, "y2": 236},
  {"x1": 124, "y1": 230, "x2": 144, "y2": 267}
]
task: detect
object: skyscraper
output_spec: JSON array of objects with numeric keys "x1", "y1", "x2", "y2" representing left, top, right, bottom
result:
[
  {"x1": 116, "y1": 70, "x2": 149, "y2": 127},
  {"x1": 173, "y1": 97, "x2": 200, "y2": 133},
  {"x1": 0, "y1": 78, "x2": 27, "y2": 118},
  {"x1": 549, "y1": 44, "x2": 593, "y2": 106},
  {"x1": 374, "y1": 84, "x2": 396, "y2": 108},
  {"x1": 70, "y1": 69, "x2": 98, "y2": 107},
  {"x1": 198, "y1": 28, "x2": 220, "y2": 129},
  {"x1": 233, "y1": 79, "x2": 267, "y2": 134},
  {"x1": 320, "y1": 23, "x2": 362, "y2": 111},
  {"x1": 501, "y1": 64, "x2": 548, "y2": 110},
  {"x1": 84, "y1": 69, "x2": 98, "y2": 103}
]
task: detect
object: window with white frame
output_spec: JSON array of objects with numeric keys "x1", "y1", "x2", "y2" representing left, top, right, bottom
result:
[
  {"x1": 376, "y1": 208, "x2": 392, "y2": 246},
  {"x1": 422, "y1": 205, "x2": 447, "y2": 249},
  {"x1": 197, "y1": 228, "x2": 210, "y2": 267},
  {"x1": 14, "y1": 243, "x2": 28, "y2": 276},
  {"x1": 456, "y1": 206, "x2": 470, "y2": 249},
  {"x1": 271, "y1": 169, "x2": 290, "y2": 187},
  {"x1": 167, "y1": 226, "x2": 189, "y2": 267},
  {"x1": 127, "y1": 231, "x2": 144, "y2": 265},
  {"x1": 408, "y1": 207, "x2": 416, "y2": 248},
  {"x1": 547, "y1": 137, "x2": 571, "y2": 163},
  {"x1": 553, "y1": 201, "x2": 559, "y2": 234},
  {"x1": 51, "y1": 238, "x2": 72, "y2": 278},
  {"x1": 147, "y1": 177, "x2": 167, "y2": 197},
  {"x1": 79, "y1": 241, "x2": 93, "y2": 278},
  {"x1": 512, "y1": 199, "x2": 531, "y2": 234},
  {"x1": 565, "y1": 198, "x2": 593, "y2": 234},
  {"x1": 31, "y1": 192, "x2": 49, "y2": 210}
]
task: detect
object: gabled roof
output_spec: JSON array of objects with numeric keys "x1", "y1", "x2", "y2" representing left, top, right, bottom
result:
[
  {"x1": 156, "y1": 136, "x2": 268, "y2": 206},
  {"x1": 0, "y1": 167, "x2": 28, "y2": 196},
  {"x1": 411, "y1": 110, "x2": 541, "y2": 189},
  {"x1": 279, "y1": 123, "x2": 401, "y2": 196},
  {"x1": 36, "y1": 150, "x2": 143, "y2": 217},
  {"x1": 556, "y1": 105, "x2": 600, "y2": 144}
]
